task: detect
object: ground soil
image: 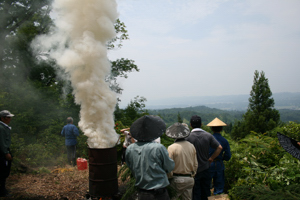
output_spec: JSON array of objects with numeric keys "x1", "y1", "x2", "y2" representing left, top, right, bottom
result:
[
  {"x1": 208, "y1": 194, "x2": 229, "y2": 200},
  {"x1": 5, "y1": 165, "x2": 90, "y2": 200},
  {"x1": 4, "y1": 165, "x2": 129, "y2": 200},
  {"x1": 4, "y1": 165, "x2": 229, "y2": 200}
]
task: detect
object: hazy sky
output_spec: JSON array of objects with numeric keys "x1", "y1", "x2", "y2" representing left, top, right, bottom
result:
[{"x1": 108, "y1": 0, "x2": 300, "y2": 107}]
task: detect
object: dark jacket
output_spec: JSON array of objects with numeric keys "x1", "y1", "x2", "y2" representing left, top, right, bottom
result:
[
  {"x1": 187, "y1": 128, "x2": 220, "y2": 172},
  {"x1": 0, "y1": 122, "x2": 11, "y2": 156},
  {"x1": 61, "y1": 124, "x2": 80, "y2": 146}
]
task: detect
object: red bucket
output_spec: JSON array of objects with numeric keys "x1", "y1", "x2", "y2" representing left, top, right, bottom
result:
[{"x1": 77, "y1": 158, "x2": 88, "y2": 170}]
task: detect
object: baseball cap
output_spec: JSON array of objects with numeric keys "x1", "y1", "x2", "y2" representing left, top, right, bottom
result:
[{"x1": 0, "y1": 110, "x2": 14, "y2": 117}]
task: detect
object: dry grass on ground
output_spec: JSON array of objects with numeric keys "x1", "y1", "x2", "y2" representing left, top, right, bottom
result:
[
  {"x1": 208, "y1": 194, "x2": 229, "y2": 200},
  {"x1": 5, "y1": 165, "x2": 230, "y2": 200},
  {"x1": 6, "y1": 165, "x2": 90, "y2": 199}
]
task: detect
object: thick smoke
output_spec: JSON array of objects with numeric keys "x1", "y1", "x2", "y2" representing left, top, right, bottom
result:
[{"x1": 32, "y1": 0, "x2": 119, "y2": 148}]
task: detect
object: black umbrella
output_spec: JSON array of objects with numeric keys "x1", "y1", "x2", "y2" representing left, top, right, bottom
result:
[
  {"x1": 277, "y1": 132, "x2": 300, "y2": 160},
  {"x1": 130, "y1": 115, "x2": 166, "y2": 142}
]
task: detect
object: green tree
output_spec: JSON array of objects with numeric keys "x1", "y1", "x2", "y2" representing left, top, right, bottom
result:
[
  {"x1": 0, "y1": 0, "x2": 52, "y2": 84},
  {"x1": 115, "y1": 96, "x2": 148, "y2": 126},
  {"x1": 231, "y1": 70, "x2": 280, "y2": 139},
  {"x1": 0, "y1": 1, "x2": 141, "y2": 167},
  {"x1": 108, "y1": 58, "x2": 139, "y2": 95},
  {"x1": 177, "y1": 112, "x2": 183, "y2": 123}
]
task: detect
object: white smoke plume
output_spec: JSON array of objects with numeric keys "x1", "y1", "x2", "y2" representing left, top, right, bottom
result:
[{"x1": 32, "y1": 0, "x2": 119, "y2": 148}]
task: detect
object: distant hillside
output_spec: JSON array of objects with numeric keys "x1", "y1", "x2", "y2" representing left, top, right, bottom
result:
[
  {"x1": 148, "y1": 105, "x2": 300, "y2": 129},
  {"x1": 278, "y1": 109, "x2": 300, "y2": 123},
  {"x1": 146, "y1": 92, "x2": 300, "y2": 111},
  {"x1": 148, "y1": 106, "x2": 244, "y2": 131}
]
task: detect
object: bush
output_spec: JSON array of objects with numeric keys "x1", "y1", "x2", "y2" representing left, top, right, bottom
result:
[
  {"x1": 229, "y1": 184, "x2": 300, "y2": 200},
  {"x1": 268, "y1": 121, "x2": 300, "y2": 141},
  {"x1": 226, "y1": 129, "x2": 300, "y2": 199}
]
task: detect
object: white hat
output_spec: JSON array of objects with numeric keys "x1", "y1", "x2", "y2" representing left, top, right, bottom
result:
[{"x1": 0, "y1": 110, "x2": 14, "y2": 118}]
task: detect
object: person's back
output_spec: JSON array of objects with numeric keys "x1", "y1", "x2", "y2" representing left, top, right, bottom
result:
[
  {"x1": 168, "y1": 141, "x2": 198, "y2": 200},
  {"x1": 62, "y1": 123, "x2": 79, "y2": 146},
  {"x1": 166, "y1": 122, "x2": 198, "y2": 200},
  {"x1": 187, "y1": 130, "x2": 219, "y2": 172},
  {"x1": 168, "y1": 141, "x2": 197, "y2": 175},
  {"x1": 209, "y1": 133, "x2": 231, "y2": 162},
  {"x1": 186, "y1": 115, "x2": 222, "y2": 200},
  {"x1": 126, "y1": 141, "x2": 174, "y2": 190},
  {"x1": 125, "y1": 115, "x2": 175, "y2": 200},
  {"x1": 207, "y1": 118, "x2": 231, "y2": 195},
  {"x1": 61, "y1": 117, "x2": 79, "y2": 166}
]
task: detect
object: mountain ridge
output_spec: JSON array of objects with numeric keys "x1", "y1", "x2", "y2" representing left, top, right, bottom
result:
[{"x1": 145, "y1": 92, "x2": 300, "y2": 111}]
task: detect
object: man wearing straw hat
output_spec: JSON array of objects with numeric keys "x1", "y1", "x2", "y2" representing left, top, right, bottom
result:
[
  {"x1": 207, "y1": 118, "x2": 231, "y2": 195},
  {"x1": 166, "y1": 123, "x2": 198, "y2": 200},
  {"x1": 0, "y1": 110, "x2": 14, "y2": 197},
  {"x1": 186, "y1": 115, "x2": 223, "y2": 200},
  {"x1": 125, "y1": 115, "x2": 175, "y2": 200}
]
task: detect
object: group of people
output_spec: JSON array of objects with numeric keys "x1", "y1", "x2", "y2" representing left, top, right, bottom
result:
[
  {"x1": 125, "y1": 115, "x2": 231, "y2": 200},
  {"x1": 0, "y1": 108, "x2": 230, "y2": 199},
  {"x1": 59, "y1": 113, "x2": 231, "y2": 200}
]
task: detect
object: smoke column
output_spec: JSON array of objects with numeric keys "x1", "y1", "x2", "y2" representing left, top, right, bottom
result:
[{"x1": 32, "y1": 0, "x2": 119, "y2": 148}]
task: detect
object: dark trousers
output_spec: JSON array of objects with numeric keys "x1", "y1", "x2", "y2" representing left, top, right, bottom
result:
[
  {"x1": 66, "y1": 145, "x2": 76, "y2": 166},
  {"x1": 193, "y1": 168, "x2": 211, "y2": 200},
  {"x1": 209, "y1": 161, "x2": 225, "y2": 195},
  {"x1": 138, "y1": 188, "x2": 170, "y2": 200},
  {"x1": 0, "y1": 156, "x2": 11, "y2": 195},
  {"x1": 121, "y1": 147, "x2": 126, "y2": 164}
]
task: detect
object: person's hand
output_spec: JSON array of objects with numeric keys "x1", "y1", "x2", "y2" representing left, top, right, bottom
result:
[
  {"x1": 5, "y1": 153, "x2": 12, "y2": 161},
  {"x1": 120, "y1": 128, "x2": 130, "y2": 133},
  {"x1": 208, "y1": 157, "x2": 214, "y2": 164},
  {"x1": 297, "y1": 142, "x2": 300, "y2": 146}
]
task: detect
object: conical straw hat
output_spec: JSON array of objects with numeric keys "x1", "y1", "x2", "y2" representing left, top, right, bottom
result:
[{"x1": 207, "y1": 118, "x2": 227, "y2": 127}]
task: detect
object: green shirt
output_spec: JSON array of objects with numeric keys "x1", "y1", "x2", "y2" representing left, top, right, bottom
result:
[
  {"x1": 125, "y1": 141, "x2": 175, "y2": 190},
  {"x1": 0, "y1": 122, "x2": 11, "y2": 156}
]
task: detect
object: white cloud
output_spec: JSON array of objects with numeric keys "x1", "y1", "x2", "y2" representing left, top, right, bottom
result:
[{"x1": 110, "y1": 0, "x2": 300, "y2": 107}]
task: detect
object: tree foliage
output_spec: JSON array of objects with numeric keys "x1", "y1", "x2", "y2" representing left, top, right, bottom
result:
[
  {"x1": 2, "y1": 4, "x2": 299, "y2": 200},
  {"x1": 177, "y1": 112, "x2": 183, "y2": 123},
  {"x1": 0, "y1": 0, "x2": 52, "y2": 84},
  {"x1": 107, "y1": 58, "x2": 139, "y2": 95},
  {"x1": 0, "y1": 0, "x2": 141, "y2": 171},
  {"x1": 225, "y1": 129, "x2": 300, "y2": 199},
  {"x1": 114, "y1": 96, "x2": 148, "y2": 126},
  {"x1": 231, "y1": 71, "x2": 280, "y2": 140}
]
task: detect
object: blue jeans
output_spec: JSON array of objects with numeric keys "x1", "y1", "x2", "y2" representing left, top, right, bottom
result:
[{"x1": 193, "y1": 168, "x2": 211, "y2": 200}]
